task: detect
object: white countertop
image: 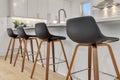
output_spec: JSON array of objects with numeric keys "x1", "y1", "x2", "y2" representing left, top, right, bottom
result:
[
  {"x1": 96, "y1": 16, "x2": 120, "y2": 22},
  {"x1": 47, "y1": 23, "x2": 66, "y2": 26},
  {"x1": 13, "y1": 17, "x2": 120, "y2": 30},
  {"x1": 13, "y1": 23, "x2": 66, "y2": 30}
]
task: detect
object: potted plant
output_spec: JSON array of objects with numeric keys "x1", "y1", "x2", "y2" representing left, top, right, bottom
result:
[{"x1": 13, "y1": 20, "x2": 20, "y2": 28}]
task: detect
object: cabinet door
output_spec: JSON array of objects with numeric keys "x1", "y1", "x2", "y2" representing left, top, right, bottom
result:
[
  {"x1": 38, "y1": 0, "x2": 48, "y2": 19},
  {"x1": 63, "y1": 0, "x2": 71, "y2": 18},
  {"x1": 28, "y1": 0, "x2": 38, "y2": 18},
  {"x1": 10, "y1": 0, "x2": 28, "y2": 17},
  {"x1": 47, "y1": 0, "x2": 64, "y2": 22}
]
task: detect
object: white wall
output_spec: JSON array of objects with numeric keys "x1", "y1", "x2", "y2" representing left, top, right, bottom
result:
[
  {"x1": 0, "y1": 17, "x2": 9, "y2": 55},
  {"x1": 0, "y1": 0, "x2": 8, "y2": 17},
  {"x1": 0, "y1": 0, "x2": 9, "y2": 55}
]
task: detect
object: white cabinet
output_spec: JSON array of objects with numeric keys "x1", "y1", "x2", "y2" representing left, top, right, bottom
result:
[
  {"x1": 10, "y1": 0, "x2": 38, "y2": 18},
  {"x1": 63, "y1": 0, "x2": 71, "y2": 18},
  {"x1": 38, "y1": 0, "x2": 48, "y2": 19},
  {"x1": 70, "y1": 1, "x2": 81, "y2": 18},
  {"x1": 28, "y1": 0, "x2": 38, "y2": 18},
  {"x1": 10, "y1": 0, "x2": 48, "y2": 19},
  {"x1": 10, "y1": 0, "x2": 28, "y2": 17},
  {"x1": 8, "y1": 0, "x2": 71, "y2": 19},
  {"x1": 28, "y1": 0, "x2": 48, "y2": 19},
  {"x1": 48, "y1": 0, "x2": 64, "y2": 21}
]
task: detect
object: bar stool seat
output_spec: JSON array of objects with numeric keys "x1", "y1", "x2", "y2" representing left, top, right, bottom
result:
[
  {"x1": 66, "y1": 16, "x2": 120, "y2": 80},
  {"x1": 76, "y1": 37, "x2": 119, "y2": 44},
  {"x1": 9, "y1": 34, "x2": 18, "y2": 38},
  {"x1": 96, "y1": 37, "x2": 119, "y2": 43},
  {"x1": 27, "y1": 35, "x2": 37, "y2": 37},
  {"x1": 46, "y1": 35, "x2": 66, "y2": 41}
]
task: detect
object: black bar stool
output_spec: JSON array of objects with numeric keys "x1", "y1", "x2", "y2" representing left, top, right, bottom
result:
[
  {"x1": 66, "y1": 16, "x2": 120, "y2": 80},
  {"x1": 4, "y1": 28, "x2": 22, "y2": 64},
  {"x1": 30, "y1": 23, "x2": 72, "y2": 80},
  {"x1": 13, "y1": 26, "x2": 43, "y2": 72}
]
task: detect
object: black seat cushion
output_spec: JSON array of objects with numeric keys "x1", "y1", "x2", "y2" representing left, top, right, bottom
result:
[
  {"x1": 47, "y1": 35, "x2": 66, "y2": 41},
  {"x1": 22, "y1": 34, "x2": 37, "y2": 40},
  {"x1": 27, "y1": 35, "x2": 37, "y2": 38},
  {"x1": 96, "y1": 36, "x2": 119, "y2": 44},
  {"x1": 13, "y1": 34, "x2": 18, "y2": 38}
]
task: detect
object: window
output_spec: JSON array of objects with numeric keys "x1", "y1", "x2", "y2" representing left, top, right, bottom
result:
[{"x1": 82, "y1": 2, "x2": 91, "y2": 16}]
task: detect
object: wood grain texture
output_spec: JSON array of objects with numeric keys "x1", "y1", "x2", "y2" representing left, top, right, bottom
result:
[{"x1": 0, "y1": 55, "x2": 65, "y2": 80}]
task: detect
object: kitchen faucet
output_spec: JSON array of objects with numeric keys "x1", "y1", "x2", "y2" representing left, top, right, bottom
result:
[{"x1": 57, "y1": 9, "x2": 67, "y2": 23}]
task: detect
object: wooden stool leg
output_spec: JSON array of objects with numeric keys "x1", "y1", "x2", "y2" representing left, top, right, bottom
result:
[
  {"x1": 92, "y1": 45, "x2": 99, "y2": 80},
  {"x1": 52, "y1": 41, "x2": 56, "y2": 72},
  {"x1": 26, "y1": 49, "x2": 30, "y2": 61},
  {"x1": 4, "y1": 38, "x2": 12, "y2": 60},
  {"x1": 19, "y1": 38, "x2": 23, "y2": 57},
  {"x1": 66, "y1": 44, "x2": 80, "y2": 80},
  {"x1": 20, "y1": 46, "x2": 23, "y2": 57},
  {"x1": 10, "y1": 38, "x2": 15, "y2": 64},
  {"x1": 30, "y1": 41, "x2": 43, "y2": 78},
  {"x1": 30, "y1": 39, "x2": 34, "y2": 62},
  {"x1": 21, "y1": 39, "x2": 27, "y2": 72},
  {"x1": 88, "y1": 46, "x2": 92, "y2": 80},
  {"x1": 59, "y1": 40, "x2": 72, "y2": 80},
  {"x1": 35, "y1": 38, "x2": 44, "y2": 67},
  {"x1": 13, "y1": 38, "x2": 22, "y2": 67},
  {"x1": 106, "y1": 44, "x2": 120, "y2": 80},
  {"x1": 45, "y1": 42, "x2": 50, "y2": 80}
]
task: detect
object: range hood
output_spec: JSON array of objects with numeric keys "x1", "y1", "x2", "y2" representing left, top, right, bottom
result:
[{"x1": 93, "y1": 0, "x2": 120, "y2": 9}]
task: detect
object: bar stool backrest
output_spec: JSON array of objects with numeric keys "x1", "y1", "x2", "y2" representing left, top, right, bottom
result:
[
  {"x1": 7, "y1": 28, "x2": 17, "y2": 38},
  {"x1": 35, "y1": 23, "x2": 51, "y2": 39},
  {"x1": 17, "y1": 27, "x2": 28, "y2": 39},
  {"x1": 66, "y1": 16, "x2": 104, "y2": 44}
]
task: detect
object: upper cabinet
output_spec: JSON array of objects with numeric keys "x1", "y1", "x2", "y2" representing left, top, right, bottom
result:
[
  {"x1": 38, "y1": 0, "x2": 48, "y2": 19},
  {"x1": 63, "y1": 0, "x2": 71, "y2": 18},
  {"x1": 8, "y1": 0, "x2": 72, "y2": 20},
  {"x1": 10, "y1": 0, "x2": 28, "y2": 17},
  {"x1": 10, "y1": 0, "x2": 48, "y2": 19},
  {"x1": 28, "y1": 0, "x2": 38, "y2": 18}
]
